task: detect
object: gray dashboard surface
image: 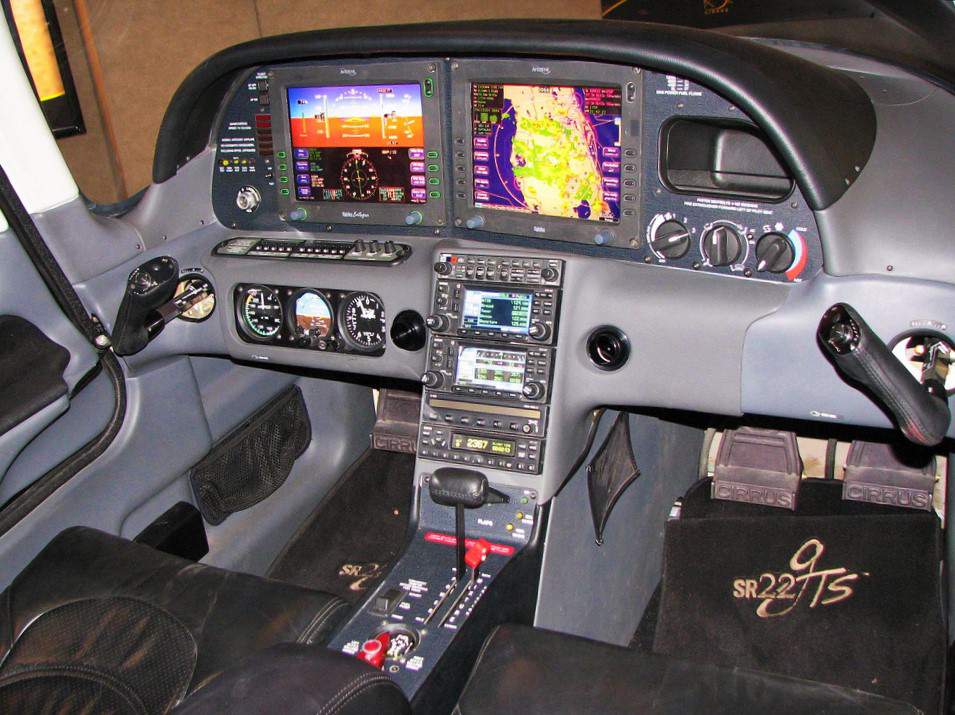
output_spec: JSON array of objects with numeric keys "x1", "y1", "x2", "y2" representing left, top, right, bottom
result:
[{"x1": 53, "y1": 43, "x2": 955, "y2": 506}]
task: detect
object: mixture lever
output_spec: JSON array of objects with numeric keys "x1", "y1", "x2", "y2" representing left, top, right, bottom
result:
[{"x1": 428, "y1": 467, "x2": 507, "y2": 579}]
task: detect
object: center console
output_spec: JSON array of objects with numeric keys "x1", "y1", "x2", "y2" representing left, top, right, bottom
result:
[{"x1": 418, "y1": 252, "x2": 563, "y2": 474}]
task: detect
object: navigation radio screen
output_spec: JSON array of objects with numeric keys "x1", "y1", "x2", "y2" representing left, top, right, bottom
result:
[
  {"x1": 287, "y1": 83, "x2": 426, "y2": 204},
  {"x1": 455, "y1": 346, "x2": 526, "y2": 393},
  {"x1": 460, "y1": 289, "x2": 533, "y2": 334},
  {"x1": 470, "y1": 82, "x2": 622, "y2": 222}
]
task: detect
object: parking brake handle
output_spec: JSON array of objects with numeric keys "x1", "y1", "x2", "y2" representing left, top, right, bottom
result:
[{"x1": 818, "y1": 303, "x2": 950, "y2": 446}]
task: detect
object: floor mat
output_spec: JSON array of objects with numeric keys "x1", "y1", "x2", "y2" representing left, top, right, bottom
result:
[
  {"x1": 268, "y1": 449, "x2": 415, "y2": 602},
  {"x1": 653, "y1": 478, "x2": 945, "y2": 713}
]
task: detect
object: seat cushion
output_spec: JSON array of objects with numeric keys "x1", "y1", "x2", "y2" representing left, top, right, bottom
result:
[
  {"x1": 0, "y1": 526, "x2": 348, "y2": 711},
  {"x1": 173, "y1": 643, "x2": 410, "y2": 715},
  {"x1": 455, "y1": 624, "x2": 917, "y2": 714}
]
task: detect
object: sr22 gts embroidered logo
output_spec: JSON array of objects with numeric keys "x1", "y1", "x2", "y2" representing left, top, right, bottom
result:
[{"x1": 731, "y1": 538, "x2": 867, "y2": 618}]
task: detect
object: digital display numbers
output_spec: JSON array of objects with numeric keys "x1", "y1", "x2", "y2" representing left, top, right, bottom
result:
[
  {"x1": 455, "y1": 346, "x2": 526, "y2": 393},
  {"x1": 460, "y1": 289, "x2": 533, "y2": 334},
  {"x1": 451, "y1": 433, "x2": 517, "y2": 456}
]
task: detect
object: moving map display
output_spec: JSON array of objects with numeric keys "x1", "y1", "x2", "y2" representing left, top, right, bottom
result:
[
  {"x1": 470, "y1": 82, "x2": 622, "y2": 222},
  {"x1": 288, "y1": 83, "x2": 427, "y2": 204}
]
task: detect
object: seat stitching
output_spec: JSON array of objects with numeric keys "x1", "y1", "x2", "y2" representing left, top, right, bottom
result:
[
  {"x1": 304, "y1": 600, "x2": 348, "y2": 645},
  {"x1": 324, "y1": 677, "x2": 404, "y2": 715},
  {"x1": 318, "y1": 673, "x2": 394, "y2": 715},
  {"x1": 298, "y1": 598, "x2": 346, "y2": 644}
]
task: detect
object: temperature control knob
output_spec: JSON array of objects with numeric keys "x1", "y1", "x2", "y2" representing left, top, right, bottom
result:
[
  {"x1": 522, "y1": 381, "x2": 544, "y2": 400},
  {"x1": 528, "y1": 322, "x2": 550, "y2": 341},
  {"x1": 421, "y1": 371, "x2": 444, "y2": 389},
  {"x1": 650, "y1": 219, "x2": 691, "y2": 259},
  {"x1": 425, "y1": 314, "x2": 450, "y2": 331},
  {"x1": 755, "y1": 232, "x2": 795, "y2": 273},
  {"x1": 235, "y1": 186, "x2": 261, "y2": 213},
  {"x1": 701, "y1": 225, "x2": 744, "y2": 266}
]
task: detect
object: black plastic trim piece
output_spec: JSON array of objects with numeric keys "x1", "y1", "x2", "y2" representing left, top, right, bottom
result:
[{"x1": 154, "y1": 20, "x2": 875, "y2": 210}]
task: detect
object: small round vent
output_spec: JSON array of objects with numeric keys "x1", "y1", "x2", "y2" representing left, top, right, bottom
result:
[
  {"x1": 390, "y1": 310, "x2": 426, "y2": 351},
  {"x1": 587, "y1": 327, "x2": 630, "y2": 371}
]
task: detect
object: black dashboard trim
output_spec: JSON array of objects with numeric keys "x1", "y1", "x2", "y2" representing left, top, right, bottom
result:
[{"x1": 154, "y1": 20, "x2": 875, "y2": 211}]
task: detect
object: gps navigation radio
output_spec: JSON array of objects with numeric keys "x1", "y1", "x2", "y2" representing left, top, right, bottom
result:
[
  {"x1": 451, "y1": 59, "x2": 642, "y2": 248},
  {"x1": 269, "y1": 59, "x2": 448, "y2": 228}
]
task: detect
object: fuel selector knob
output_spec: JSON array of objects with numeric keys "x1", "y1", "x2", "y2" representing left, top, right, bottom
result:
[
  {"x1": 701, "y1": 225, "x2": 744, "y2": 266},
  {"x1": 425, "y1": 314, "x2": 450, "y2": 331},
  {"x1": 421, "y1": 371, "x2": 444, "y2": 389},
  {"x1": 528, "y1": 322, "x2": 550, "y2": 341},
  {"x1": 521, "y1": 381, "x2": 544, "y2": 400},
  {"x1": 650, "y1": 219, "x2": 691, "y2": 259},
  {"x1": 755, "y1": 232, "x2": 796, "y2": 273}
]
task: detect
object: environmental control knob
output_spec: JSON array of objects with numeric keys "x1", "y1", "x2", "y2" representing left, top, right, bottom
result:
[
  {"x1": 235, "y1": 186, "x2": 261, "y2": 213},
  {"x1": 701, "y1": 225, "x2": 744, "y2": 266},
  {"x1": 521, "y1": 381, "x2": 544, "y2": 400},
  {"x1": 421, "y1": 371, "x2": 444, "y2": 389},
  {"x1": 528, "y1": 322, "x2": 550, "y2": 341},
  {"x1": 434, "y1": 261, "x2": 452, "y2": 275},
  {"x1": 425, "y1": 314, "x2": 450, "y2": 331},
  {"x1": 650, "y1": 219, "x2": 691, "y2": 259},
  {"x1": 755, "y1": 232, "x2": 795, "y2": 273}
]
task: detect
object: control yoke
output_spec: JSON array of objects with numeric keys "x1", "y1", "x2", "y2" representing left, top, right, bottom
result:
[
  {"x1": 429, "y1": 468, "x2": 507, "y2": 579},
  {"x1": 818, "y1": 303, "x2": 951, "y2": 446}
]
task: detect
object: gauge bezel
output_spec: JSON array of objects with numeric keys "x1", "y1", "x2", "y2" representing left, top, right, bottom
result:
[
  {"x1": 237, "y1": 284, "x2": 285, "y2": 341},
  {"x1": 336, "y1": 290, "x2": 387, "y2": 353},
  {"x1": 287, "y1": 288, "x2": 335, "y2": 341}
]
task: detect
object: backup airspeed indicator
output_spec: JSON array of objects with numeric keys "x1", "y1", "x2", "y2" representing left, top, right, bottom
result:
[
  {"x1": 338, "y1": 292, "x2": 386, "y2": 352},
  {"x1": 239, "y1": 285, "x2": 283, "y2": 340}
]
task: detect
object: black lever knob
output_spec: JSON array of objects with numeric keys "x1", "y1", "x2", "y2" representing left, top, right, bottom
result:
[{"x1": 818, "y1": 303, "x2": 950, "y2": 446}]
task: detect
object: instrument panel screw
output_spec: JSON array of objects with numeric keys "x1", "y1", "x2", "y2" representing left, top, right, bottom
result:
[{"x1": 886, "y1": 265, "x2": 894, "y2": 271}]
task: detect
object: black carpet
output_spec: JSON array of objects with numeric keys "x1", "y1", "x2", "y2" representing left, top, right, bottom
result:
[
  {"x1": 268, "y1": 449, "x2": 415, "y2": 603},
  {"x1": 653, "y1": 478, "x2": 945, "y2": 714}
]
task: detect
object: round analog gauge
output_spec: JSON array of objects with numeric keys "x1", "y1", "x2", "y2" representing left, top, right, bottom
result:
[
  {"x1": 291, "y1": 290, "x2": 333, "y2": 340},
  {"x1": 239, "y1": 286, "x2": 283, "y2": 340},
  {"x1": 338, "y1": 292, "x2": 386, "y2": 352},
  {"x1": 174, "y1": 275, "x2": 215, "y2": 322},
  {"x1": 340, "y1": 150, "x2": 379, "y2": 201}
]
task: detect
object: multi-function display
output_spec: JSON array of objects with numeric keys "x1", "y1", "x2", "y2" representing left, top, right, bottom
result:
[
  {"x1": 460, "y1": 288, "x2": 533, "y2": 335},
  {"x1": 288, "y1": 83, "x2": 426, "y2": 204},
  {"x1": 470, "y1": 82, "x2": 622, "y2": 222},
  {"x1": 455, "y1": 346, "x2": 526, "y2": 393}
]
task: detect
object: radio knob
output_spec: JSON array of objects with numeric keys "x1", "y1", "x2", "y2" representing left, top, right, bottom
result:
[
  {"x1": 465, "y1": 215, "x2": 486, "y2": 230},
  {"x1": 235, "y1": 186, "x2": 261, "y2": 213},
  {"x1": 422, "y1": 371, "x2": 444, "y2": 389},
  {"x1": 521, "y1": 381, "x2": 544, "y2": 400},
  {"x1": 404, "y1": 210, "x2": 423, "y2": 226},
  {"x1": 540, "y1": 266, "x2": 558, "y2": 282},
  {"x1": 425, "y1": 314, "x2": 450, "y2": 331},
  {"x1": 528, "y1": 322, "x2": 550, "y2": 341},
  {"x1": 434, "y1": 261, "x2": 452, "y2": 276},
  {"x1": 701, "y1": 225, "x2": 744, "y2": 266}
]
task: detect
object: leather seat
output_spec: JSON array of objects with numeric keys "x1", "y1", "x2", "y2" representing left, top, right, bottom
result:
[
  {"x1": 455, "y1": 624, "x2": 917, "y2": 714},
  {"x1": 0, "y1": 526, "x2": 407, "y2": 713}
]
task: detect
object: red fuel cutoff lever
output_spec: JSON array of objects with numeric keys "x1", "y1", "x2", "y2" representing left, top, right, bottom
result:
[
  {"x1": 356, "y1": 632, "x2": 390, "y2": 669},
  {"x1": 464, "y1": 538, "x2": 492, "y2": 571}
]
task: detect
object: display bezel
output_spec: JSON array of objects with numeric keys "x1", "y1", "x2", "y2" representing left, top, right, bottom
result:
[
  {"x1": 450, "y1": 59, "x2": 642, "y2": 247},
  {"x1": 269, "y1": 59, "x2": 448, "y2": 228},
  {"x1": 453, "y1": 344, "x2": 528, "y2": 394},
  {"x1": 458, "y1": 287, "x2": 534, "y2": 336}
]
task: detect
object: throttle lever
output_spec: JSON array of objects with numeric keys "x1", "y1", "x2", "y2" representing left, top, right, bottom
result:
[{"x1": 818, "y1": 303, "x2": 950, "y2": 446}]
